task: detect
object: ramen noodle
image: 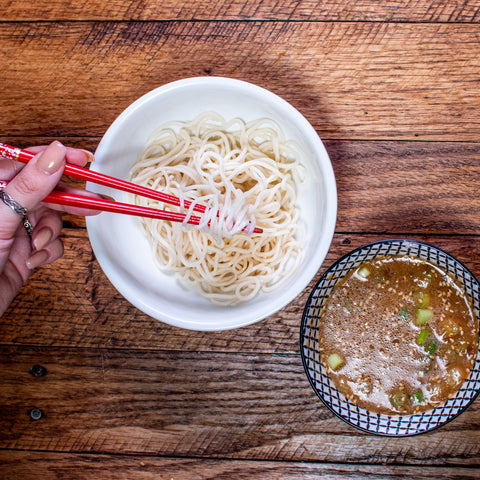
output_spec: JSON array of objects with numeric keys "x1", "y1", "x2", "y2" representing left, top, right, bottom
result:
[{"x1": 129, "y1": 112, "x2": 304, "y2": 305}]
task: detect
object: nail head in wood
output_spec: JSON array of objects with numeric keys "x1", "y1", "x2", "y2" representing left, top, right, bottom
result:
[
  {"x1": 29, "y1": 408, "x2": 43, "y2": 421},
  {"x1": 29, "y1": 365, "x2": 47, "y2": 377}
]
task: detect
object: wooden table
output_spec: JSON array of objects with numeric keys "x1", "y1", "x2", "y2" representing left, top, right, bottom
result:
[{"x1": 1, "y1": 1, "x2": 480, "y2": 478}]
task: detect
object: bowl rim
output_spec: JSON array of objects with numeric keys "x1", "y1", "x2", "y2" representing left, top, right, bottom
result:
[
  {"x1": 87, "y1": 76, "x2": 338, "y2": 330},
  {"x1": 300, "y1": 238, "x2": 480, "y2": 436}
]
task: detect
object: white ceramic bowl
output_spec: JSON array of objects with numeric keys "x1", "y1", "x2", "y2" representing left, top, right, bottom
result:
[{"x1": 86, "y1": 77, "x2": 337, "y2": 331}]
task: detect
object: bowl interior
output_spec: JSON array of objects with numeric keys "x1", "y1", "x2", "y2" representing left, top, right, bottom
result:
[
  {"x1": 86, "y1": 77, "x2": 337, "y2": 330},
  {"x1": 301, "y1": 239, "x2": 480, "y2": 436}
]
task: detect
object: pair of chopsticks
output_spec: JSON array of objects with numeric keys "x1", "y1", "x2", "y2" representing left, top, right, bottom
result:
[{"x1": 0, "y1": 143, "x2": 262, "y2": 234}]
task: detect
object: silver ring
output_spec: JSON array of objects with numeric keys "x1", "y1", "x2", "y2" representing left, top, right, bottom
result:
[{"x1": 0, "y1": 189, "x2": 33, "y2": 237}]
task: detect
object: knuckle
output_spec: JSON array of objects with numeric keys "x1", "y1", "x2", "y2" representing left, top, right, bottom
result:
[{"x1": 14, "y1": 173, "x2": 38, "y2": 197}]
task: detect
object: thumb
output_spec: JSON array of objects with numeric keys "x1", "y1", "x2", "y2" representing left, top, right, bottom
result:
[{"x1": 0, "y1": 141, "x2": 66, "y2": 269}]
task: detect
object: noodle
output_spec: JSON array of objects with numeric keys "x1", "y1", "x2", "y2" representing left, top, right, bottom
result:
[{"x1": 128, "y1": 112, "x2": 304, "y2": 305}]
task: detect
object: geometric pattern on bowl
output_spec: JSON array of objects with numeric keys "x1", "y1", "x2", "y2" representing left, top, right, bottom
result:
[{"x1": 300, "y1": 239, "x2": 480, "y2": 436}]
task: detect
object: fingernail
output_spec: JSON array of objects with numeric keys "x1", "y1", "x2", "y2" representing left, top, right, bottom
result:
[
  {"x1": 33, "y1": 227, "x2": 53, "y2": 251},
  {"x1": 37, "y1": 141, "x2": 66, "y2": 175},
  {"x1": 26, "y1": 250, "x2": 49, "y2": 269},
  {"x1": 80, "y1": 149, "x2": 95, "y2": 163}
]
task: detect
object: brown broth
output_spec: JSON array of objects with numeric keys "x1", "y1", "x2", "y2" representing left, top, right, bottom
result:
[{"x1": 318, "y1": 255, "x2": 479, "y2": 415}]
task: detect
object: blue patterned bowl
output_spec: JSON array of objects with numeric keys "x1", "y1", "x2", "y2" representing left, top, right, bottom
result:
[{"x1": 300, "y1": 239, "x2": 480, "y2": 436}]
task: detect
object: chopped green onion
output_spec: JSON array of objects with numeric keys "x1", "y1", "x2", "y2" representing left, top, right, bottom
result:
[
  {"x1": 416, "y1": 308, "x2": 433, "y2": 325},
  {"x1": 398, "y1": 307, "x2": 410, "y2": 322},
  {"x1": 412, "y1": 389, "x2": 424, "y2": 404},
  {"x1": 390, "y1": 390, "x2": 408, "y2": 409},
  {"x1": 414, "y1": 292, "x2": 430, "y2": 308},
  {"x1": 327, "y1": 353, "x2": 344, "y2": 371},
  {"x1": 357, "y1": 267, "x2": 371, "y2": 279},
  {"x1": 424, "y1": 340, "x2": 438, "y2": 355},
  {"x1": 416, "y1": 329, "x2": 430, "y2": 345}
]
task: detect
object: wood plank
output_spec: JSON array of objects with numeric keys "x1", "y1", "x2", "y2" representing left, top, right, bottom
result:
[
  {"x1": 0, "y1": 22, "x2": 479, "y2": 141},
  {"x1": 2, "y1": 138, "x2": 478, "y2": 232},
  {"x1": 1, "y1": 451, "x2": 480, "y2": 480},
  {"x1": 0, "y1": 346, "x2": 479, "y2": 463},
  {"x1": 1, "y1": 0, "x2": 480, "y2": 22},
  {"x1": 2, "y1": 232, "x2": 480, "y2": 353},
  {"x1": 0, "y1": 137, "x2": 99, "y2": 152},
  {"x1": 327, "y1": 140, "x2": 480, "y2": 235}
]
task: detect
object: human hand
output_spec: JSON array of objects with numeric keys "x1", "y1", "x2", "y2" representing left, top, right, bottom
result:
[{"x1": 0, "y1": 141, "x2": 102, "y2": 316}]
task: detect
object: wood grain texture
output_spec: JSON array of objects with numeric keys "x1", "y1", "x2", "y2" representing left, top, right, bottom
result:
[
  {"x1": 2, "y1": 232, "x2": 479, "y2": 353},
  {"x1": 1, "y1": 0, "x2": 480, "y2": 22},
  {"x1": 1, "y1": 452, "x2": 480, "y2": 480},
  {"x1": 2, "y1": 0, "x2": 480, "y2": 477},
  {"x1": 0, "y1": 346, "x2": 479, "y2": 464},
  {"x1": 1, "y1": 22, "x2": 479, "y2": 141},
  {"x1": 327, "y1": 140, "x2": 480, "y2": 235},
  {"x1": 1, "y1": 138, "x2": 478, "y2": 233}
]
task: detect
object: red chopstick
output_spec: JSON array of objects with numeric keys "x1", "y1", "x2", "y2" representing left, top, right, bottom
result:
[
  {"x1": 0, "y1": 143, "x2": 262, "y2": 234},
  {"x1": 0, "y1": 142, "x2": 207, "y2": 213},
  {"x1": 46, "y1": 190, "x2": 210, "y2": 225},
  {"x1": 0, "y1": 180, "x2": 208, "y2": 226}
]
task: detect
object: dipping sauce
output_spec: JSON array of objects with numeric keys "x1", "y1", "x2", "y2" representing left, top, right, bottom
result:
[{"x1": 319, "y1": 255, "x2": 479, "y2": 415}]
